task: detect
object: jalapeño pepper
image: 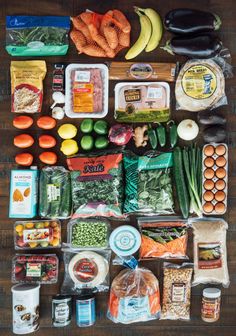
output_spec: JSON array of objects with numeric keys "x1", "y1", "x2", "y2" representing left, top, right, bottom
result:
[
  {"x1": 148, "y1": 124, "x2": 158, "y2": 149},
  {"x1": 156, "y1": 123, "x2": 166, "y2": 147},
  {"x1": 167, "y1": 120, "x2": 178, "y2": 148}
]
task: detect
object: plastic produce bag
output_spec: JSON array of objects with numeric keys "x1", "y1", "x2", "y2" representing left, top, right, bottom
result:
[
  {"x1": 175, "y1": 56, "x2": 233, "y2": 112},
  {"x1": 67, "y1": 151, "x2": 124, "y2": 218},
  {"x1": 138, "y1": 217, "x2": 188, "y2": 260},
  {"x1": 61, "y1": 248, "x2": 111, "y2": 294},
  {"x1": 123, "y1": 151, "x2": 174, "y2": 215},
  {"x1": 107, "y1": 266, "x2": 161, "y2": 324},
  {"x1": 161, "y1": 262, "x2": 193, "y2": 320},
  {"x1": 191, "y1": 218, "x2": 229, "y2": 287},
  {"x1": 39, "y1": 166, "x2": 71, "y2": 219},
  {"x1": 6, "y1": 16, "x2": 70, "y2": 56}
]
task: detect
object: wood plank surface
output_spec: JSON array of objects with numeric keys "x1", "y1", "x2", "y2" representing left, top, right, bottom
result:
[{"x1": 0, "y1": 0, "x2": 236, "y2": 335}]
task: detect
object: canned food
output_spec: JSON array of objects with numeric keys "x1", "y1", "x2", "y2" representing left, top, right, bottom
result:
[
  {"x1": 76, "y1": 295, "x2": 96, "y2": 327},
  {"x1": 52, "y1": 295, "x2": 72, "y2": 327},
  {"x1": 12, "y1": 283, "x2": 40, "y2": 334}
]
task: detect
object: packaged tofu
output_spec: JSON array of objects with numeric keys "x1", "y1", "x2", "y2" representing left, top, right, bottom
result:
[
  {"x1": 114, "y1": 82, "x2": 170, "y2": 123},
  {"x1": 9, "y1": 169, "x2": 38, "y2": 218}
]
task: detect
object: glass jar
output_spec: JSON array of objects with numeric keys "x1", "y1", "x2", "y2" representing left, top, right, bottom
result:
[{"x1": 201, "y1": 288, "x2": 221, "y2": 322}]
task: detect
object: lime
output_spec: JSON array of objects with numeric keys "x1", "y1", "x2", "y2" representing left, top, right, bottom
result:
[{"x1": 81, "y1": 135, "x2": 94, "y2": 151}]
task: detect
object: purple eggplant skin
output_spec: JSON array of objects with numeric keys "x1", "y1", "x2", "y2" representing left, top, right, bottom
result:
[
  {"x1": 203, "y1": 126, "x2": 226, "y2": 143},
  {"x1": 164, "y1": 8, "x2": 221, "y2": 35},
  {"x1": 162, "y1": 35, "x2": 222, "y2": 58},
  {"x1": 198, "y1": 110, "x2": 226, "y2": 126}
]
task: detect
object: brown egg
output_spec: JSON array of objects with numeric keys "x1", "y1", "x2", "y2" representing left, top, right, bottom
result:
[
  {"x1": 204, "y1": 180, "x2": 215, "y2": 190},
  {"x1": 215, "y1": 179, "x2": 226, "y2": 191},
  {"x1": 215, "y1": 156, "x2": 226, "y2": 167},
  {"x1": 215, "y1": 191, "x2": 225, "y2": 202},
  {"x1": 214, "y1": 202, "x2": 226, "y2": 214},
  {"x1": 204, "y1": 145, "x2": 215, "y2": 157},
  {"x1": 204, "y1": 168, "x2": 215, "y2": 179},
  {"x1": 203, "y1": 202, "x2": 214, "y2": 213},
  {"x1": 216, "y1": 167, "x2": 226, "y2": 179},
  {"x1": 204, "y1": 191, "x2": 214, "y2": 202},
  {"x1": 215, "y1": 144, "x2": 226, "y2": 156},
  {"x1": 204, "y1": 157, "x2": 215, "y2": 168}
]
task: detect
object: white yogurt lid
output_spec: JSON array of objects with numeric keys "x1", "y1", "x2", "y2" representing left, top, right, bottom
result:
[
  {"x1": 11, "y1": 283, "x2": 40, "y2": 293},
  {"x1": 109, "y1": 225, "x2": 141, "y2": 257},
  {"x1": 203, "y1": 287, "x2": 221, "y2": 299}
]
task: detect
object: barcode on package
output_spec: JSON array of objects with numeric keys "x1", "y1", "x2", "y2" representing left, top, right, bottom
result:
[
  {"x1": 75, "y1": 71, "x2": 91, "y2": 82},
  {"x1": 147, "y1": 87, "x2": 163, "y2": 99}
]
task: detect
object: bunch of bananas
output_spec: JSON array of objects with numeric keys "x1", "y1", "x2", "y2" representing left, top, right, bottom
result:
[{"x1": 125, "y1": 7, "x2": 163, "y2": 59}]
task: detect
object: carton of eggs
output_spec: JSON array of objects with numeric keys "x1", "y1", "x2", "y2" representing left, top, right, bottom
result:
[{"x1": 202, "y1": 143, "x2": 228, "y2": 215}]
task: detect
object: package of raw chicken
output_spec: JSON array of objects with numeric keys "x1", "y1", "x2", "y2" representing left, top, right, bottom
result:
[
  {"x1": 70, "y1": 10, "x2": 131, "y2": 58},
  {"x1": 114, "y1": 82, "x2": 170, "y2": 123},
  {"x1": 65, "y1": 63, "x2": 109, "y2": 118}
]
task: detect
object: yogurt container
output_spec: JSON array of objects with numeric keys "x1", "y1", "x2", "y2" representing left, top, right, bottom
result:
[
  {"x1": 109, "y1": 225, "x2": 141, "y2": 257},
  {"x1": 12, "y1": 283, "x2": 40, "y2": 334}
]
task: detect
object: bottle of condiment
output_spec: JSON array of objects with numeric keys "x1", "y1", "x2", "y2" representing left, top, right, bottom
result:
[
  {"x1": 201, "y1": 288, "x2": 221, "y2": 323},
  {"x1": 52, "y1": 295, "x2": 72, "y2": 327},
  {"x1": 52, "y1": 64, "x2": 65, "y2": 92}
]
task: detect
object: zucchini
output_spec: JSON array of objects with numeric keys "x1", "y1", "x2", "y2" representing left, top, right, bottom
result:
[{"x1": 173, "y1": 147, "x2": 190, "y2": 218}]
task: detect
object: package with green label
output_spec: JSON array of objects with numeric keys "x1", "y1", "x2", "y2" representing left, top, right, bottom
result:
[
  {"x1": 124, "y1": 151, "x2": 174, "y2": 215},
  {"x1": 114, "y1": 82, "x2": 170, "y2": 123},
  {"x1": 6, "y1": 16, "x2": 70, "y2": 56},
  {"x1": 39, "y1": 166, "x2": 71, "y2": 219}
]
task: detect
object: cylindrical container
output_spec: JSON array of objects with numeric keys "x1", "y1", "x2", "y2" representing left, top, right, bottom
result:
[
  {"x1": 76, "y1": 295, "x2": 96, "y2": 327},
  {"x1": 12, "y1": 284, "x2": 40, "y2": 334},
  {"x1": 201, "y1": 288, "x2": 221, "y2": 322},
  {"x1": 52, "y1": 295, "x2": 72, "y2": 327}
]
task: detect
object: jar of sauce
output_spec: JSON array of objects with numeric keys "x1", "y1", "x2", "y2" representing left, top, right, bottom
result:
[{"x1": 201, "y1": 288, "x2": 221, "y2": 322}]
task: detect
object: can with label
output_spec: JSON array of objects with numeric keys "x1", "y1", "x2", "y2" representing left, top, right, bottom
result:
[
  {"x1": 76, "y1": 295, "x2": 96, "y2": 327},
  {"x1": 12, "y1": 283, "x2": 40, "y2": 334},
  {"x1": 52, "y1": 295, "x2": 72, "y2": 327}
]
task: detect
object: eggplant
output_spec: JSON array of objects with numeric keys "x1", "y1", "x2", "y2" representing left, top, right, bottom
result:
[
  {"x1": 203, "y1": 126, "x2": 226, "y2": 143},
  {"x1": 198, "y1": 111, "x2": 226, "y2": 126},
  {"x1": 164, "y1": 9, "x2": 221, "y2": 35},
  {"x1": 162, "y1": 35, "x2": 222, "y2": 58}
]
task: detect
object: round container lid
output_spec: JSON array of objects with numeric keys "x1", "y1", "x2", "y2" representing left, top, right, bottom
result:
[
  {"x1": 203, "y1": 288, "x2": 221, "y2": 299},
  {"x1": 109, "y1": 225, "x2": 141, "y2": 257},
  {"x1": 11, "y1": 283, "x2": 40, "y2": 293}
]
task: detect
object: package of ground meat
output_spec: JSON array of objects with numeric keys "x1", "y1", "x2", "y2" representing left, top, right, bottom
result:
[
  {"x1": 65, "y1": 63, "x2": 108, "y2": 118},
  {"x1": 191, "y1": 218, "x2": 230, "y2": 287}
]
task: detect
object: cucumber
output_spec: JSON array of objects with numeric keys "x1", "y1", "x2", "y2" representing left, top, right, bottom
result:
[
  {"x1": 39, "y1": 169, "x2": 52, "y2": 217},
  {"x1": 50, "y1": 170, "x2": 64, "y2": 218},
  {"x1": 60, "y1": 172, "x2": 72, "y2": 217},
  {"x1": 173, "y1": 147, "x2": 190, "y2": 218}
]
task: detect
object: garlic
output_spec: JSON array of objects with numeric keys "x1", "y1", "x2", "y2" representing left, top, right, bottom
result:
[
  {"x1": 52, "y1": 106, "x2": 65, "y2": 120},
  {"x1": 51, "y1": 91, "x2": 65, "y2": 109},
  {"x1": 177, "y1": 119, "x2": 199, "y2": 141}
]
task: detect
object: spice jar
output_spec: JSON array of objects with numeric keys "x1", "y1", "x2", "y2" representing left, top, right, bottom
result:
[{"x1": 201, "y1": 288, "x2": 221, "y2": 322}]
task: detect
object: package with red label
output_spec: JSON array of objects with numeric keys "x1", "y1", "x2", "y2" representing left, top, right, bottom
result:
[
  {"x1": 12, "y1": 254, "x2": 58, "y2": 284},
  {"x1": 14, "y1": 220, "x2": 61, "y2": 250},
  {"x1": 191, "y1": 218, "x2": 229, "y2": 287},
  {"x1": 67, "y1": 151, "x2": 124, "y2": 218},
  {"x1": 107, "y1": 266, "x2": 161, "y2": 324},
  {"x1": 61, "y1": 248, "x2": 111, "y2": 294}
]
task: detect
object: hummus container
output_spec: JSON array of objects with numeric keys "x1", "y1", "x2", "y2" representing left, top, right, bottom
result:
[
  {"x1": 12, "y1": 283, "x2": 40, "y2": 334},
  {"x1": 109, "y1": 225, "x2": 141, "y2": 257},
  {"x1": 65, "y1": 64, "x2": 108, "y2": 119},
  {"x1": 114, "y1": 82, "x2": 170, "y2": 123}
]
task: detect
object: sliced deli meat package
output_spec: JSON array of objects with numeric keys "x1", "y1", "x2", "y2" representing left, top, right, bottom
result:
[
  {"x1": 67, "y1": 151, "x2": 124, "y2": 218},
  {"x1": 191, "y1": 218, "x2": 229, "y2": 287},
  {"x1": 107, "y1": 266, "x2": 161, "y2": 324},
  {"x1": 65, "y1": 64, "x2": 108, "y2": 118},
  {"x1": 114, "y1": 82, "x2": 170, "y2": 123}
]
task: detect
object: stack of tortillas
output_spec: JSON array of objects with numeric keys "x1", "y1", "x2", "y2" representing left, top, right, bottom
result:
[{"x1": 175, "y1": 59, "x2": 225, "y2": 112}]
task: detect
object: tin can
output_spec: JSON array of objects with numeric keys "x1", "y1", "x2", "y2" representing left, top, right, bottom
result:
[
  {"x1": 12, "y1": 283, "x2": 40, "y2": 334},
  {"x1": 76, "y1": 295, "x2": 96, "y2": 327},
  {"x1": 52, "y1": 295, "x2": 72, "y2": 327}
]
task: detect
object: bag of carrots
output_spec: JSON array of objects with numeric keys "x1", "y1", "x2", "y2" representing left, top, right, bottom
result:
[
  {"x1": 70, "y1": 9, "x2": 131, "y2": 58},
  {"x1": 138, "y1": 217, "x2": 189, "y2": 260}
]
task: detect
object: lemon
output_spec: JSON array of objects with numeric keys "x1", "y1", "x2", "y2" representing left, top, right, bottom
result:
[
  {"x1": 58, "y1": 123, "x2": 77, "y2": 139},
  {"x1": 60, "y1": 139, "x2": 79, "y2": 156}
]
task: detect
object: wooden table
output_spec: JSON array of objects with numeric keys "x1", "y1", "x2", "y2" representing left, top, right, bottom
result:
[{"x1": 0, "y1": 0, "x2": 236, "y2": 335}]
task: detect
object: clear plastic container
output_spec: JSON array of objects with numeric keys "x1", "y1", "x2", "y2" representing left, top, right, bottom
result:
[
  {"x1": 12, "y1": 254, "x2": 58, "y2": 284},
  {"x1": 65, "y1": 64, "x2": 109, "y2": 119},
  {"x1": 14, "y1": 220, "x2": 61, "y2": 250},
  {"x1": 67, "y1": 218, "x2": 110, "y2": 249}
]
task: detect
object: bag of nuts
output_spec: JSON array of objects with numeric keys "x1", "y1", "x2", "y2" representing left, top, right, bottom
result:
[{"x1": 161, "y1": 262, "x2": 193, "y2": 320}]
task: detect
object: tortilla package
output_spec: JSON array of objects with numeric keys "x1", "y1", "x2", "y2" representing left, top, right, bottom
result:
[
  {"x1": 138, "y1": 217, "x2": 188, "y2": 260},
  {"x1": 107, "y1": 267, "x2": 161, "y2": 324},
  {"x1": 67, "y1": 151, "x2": 124, "y2": 218}
]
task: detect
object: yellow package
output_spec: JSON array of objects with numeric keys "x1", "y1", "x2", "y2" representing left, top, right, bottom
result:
[
  {"x1": 73, "y1": 83, "x2": 94, "y2": 113},
  {"x1": 11, "y1": 60, "x2": 47, "y2": 113}
]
